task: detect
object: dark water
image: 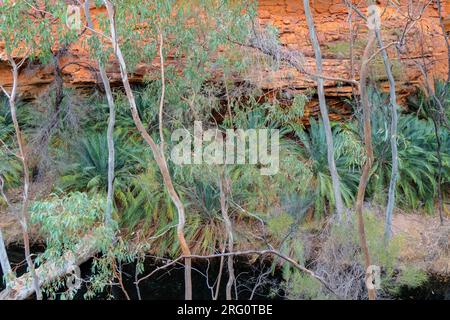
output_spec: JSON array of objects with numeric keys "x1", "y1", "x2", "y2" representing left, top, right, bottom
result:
[
  {"x1": 1, "y1": 244, "x2": 282, "y2": 300},
  {"x1": 1, "y1": 244, "x2": 449, "y2": 300},
  {"x1": 395, "y1": 275, "x2": 450, "y2": 300},
  {"x1": 68, "y1": 256, "x2": 283, "y2": 300}
]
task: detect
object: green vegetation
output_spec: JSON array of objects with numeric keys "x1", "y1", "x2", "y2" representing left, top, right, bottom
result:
[{"x1": 0, "y1": 0, "x2": 448, "y2": 301}]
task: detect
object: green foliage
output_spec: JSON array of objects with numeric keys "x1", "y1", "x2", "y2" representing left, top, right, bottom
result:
[
  {"x1": 29, "y1": 192, "x2": 123, "y2": 299},
  {"x1": 393, "y1": 267, "x2": 428, "y2": 289},
  {"x1": 68, "y1": 0, "x2": 258, "y2": 257},
  {"x1": 84, "y1": 238, "x2": 137, "y2": 300},
  {"x1": 363, "y1": 213, "x2": 402, "y2": 275},
  {"x1": 396, "y1": 116, "x2": 447, "y2": 211},
  {"x1": 0, "y1": 1, "x2": 78, "y2": 63},
  {"x1": 368, "y1": 90, "x2": 450, "y2": 212},
  {"x1": 283, "y1": 212, "x2": 427, "y2": 300},
  {"x1": 59, "y1": 132, "x2": 147, "y2": 193},
  {"x1": 396, "y1": 267, "x2": 428, "y2": 288},
  {"x1": 87, "y1": 0, "x2": 255, "y2": 132},
  {"x1": 1, "y1": 1, "x2": 446, "y2": 301},
  {"x1": 408, "y1": 80, "x2": 450, "y2": 122},
  {"x1": 294, "y1": 119, "x2": 361, "y2": 217},
  {"x1": 0, "y1": 96, "x2": 13, "y2": 143},
  {"x1": 284, "y1": 271, "x2": 329, "y2": 300},
  {"x1": 267, "y1": 94, "x2": 307, "y2": 125},
  {"x1": 118, "y1": 166, "x2": 173, "y2": 233},
  {"x1": 0, "y1": 2, "x2": 46, "y2": 59},
  {"x1": 267, "y1": 213, "x2": 294, "y2": 239},
  {"x1": 0, "y1": 149, "x2": 21, "y2": 191},
  {"x1": 0, "y1": 97, "x2": 21, "y2": 189},
  {"x1": 30, "y1": 192, "x2": 109, "y2": 262}
]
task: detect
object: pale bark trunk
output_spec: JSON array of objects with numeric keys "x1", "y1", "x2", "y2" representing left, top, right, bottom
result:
[
  {"x1": 213, "y1": 248, "x2": 225, "y2": 300},
  {"x1": 84, "y1": 0, "x2": 115, "y2": 227},
  {"x1": 418, "y1": 72, "x2": 445, "y2": 226},
  {"x1": 374, "y1": 29, "x2": 399, "y2": 242},
  {"x1": 303, "y1": 0, "x2": 344, "y2": 219},
  {"x1": 102, "y1": 1, "x2": 193, "y2": 299},
  {"x1": 435, "y1": 0, "x2": 448, "y2": 226},
  {"x1": 0, "y1": 178, "x2": 11, "y2": 278},
  {"x1": 7, "y1": 58, "x2": 42, "y2": 300},
  {"x1": 432, "y1": 118, "x2": 444, "y2": 226},
  {"x1": 104, "y1": 68, "x2": 115, "y2": 227},
  {"x1": 356, "y1": 30, "x2": 377, "y2": 300},
  {"x1": 219, "y1": 173, "x2": 235, "y2": 300},
  {"x1": 104, "y1": 79, "x2": 116, "y2": 226},
  {"x1": 0, "y1": 235, "x2": 97, "y2": 300},
  {"x1": 0, "y1": 229, "x2": 12, "y2": 279}
]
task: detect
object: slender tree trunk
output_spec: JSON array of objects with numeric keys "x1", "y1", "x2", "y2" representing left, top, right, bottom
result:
[
  {"x1": 219, "y1": 172, "x2": 235, "y2": 300},
  {"x1": 52, "y1": 52, "x2": 65, "y2": 116},
  {"x1": 356, "y1": 30, "x2": 377, "y2": 300},
  {"x1": 0, "y1": 229, "x2": 12, "y2": 280},
  {"x1": 102, "y1": 0, "x2": 193, "y2": 299},
  {"x1": 435, "y1": 0, "x2": 448, "y2": 225},
  {"x1": 416, "y1": 28, "x2": 447, "y2": 226},
  {"x1": 0, "y1": 178, "x2": 12, "y2": 281},
  {"x1": 0, "y1": 233, "x2": 97, "y2": 300},
  {"x1": 104, "y1": 66, "x2": 116, "y2": 228},
  {"x1": 84, "y1": 0, "x2": 116, "y2": 227},
  {"x1": 374, "y1": 29, "x2": 399, "y2": 242},
  {"x1": 437, "y1": 0, "x2": 450, "y2": 83},
  {"x1": 303, "y1": 0, "x2": 344, "y2": 219},
  {"x1": 213, "y1": 247, "x2": 225, "y2": 300},
  {"x1": 432, "y1": 116, "x2": 444, "y2": 225},
  {"x1": 7, "y1": 58, "x2": 42, "y2": 300}
]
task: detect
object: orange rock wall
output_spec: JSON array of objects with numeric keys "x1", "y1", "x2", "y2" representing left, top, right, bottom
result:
[
  {"x1": 254, "y1": 0, "x2": 450, "y2": 118},
  {"x1": 0, "y1": 1, "x2": 449, "y2": 120}
]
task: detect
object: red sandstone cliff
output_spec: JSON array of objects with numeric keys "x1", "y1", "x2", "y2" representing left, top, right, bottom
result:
[{"x1": 0, "y1": 1, "x2": 449, "y2": 120}]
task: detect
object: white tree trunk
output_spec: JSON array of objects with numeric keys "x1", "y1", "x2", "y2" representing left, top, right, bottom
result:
[
  {"x1": 303, "y1": 0, "x2": 344, "y2": 219},
  {"x1": 6, "y1": 58, "x2": 42, "y2": 300},
  {"x1": 356, "y1": 29, "x2": 377, "y2": 300},
  {"x1": 219, "y1": 173, "x2": 235, "y2": 300},
  {"x1": 101, "y1": 0, "x2": 193, "y2": 299},
  {"x1": 0, "y1": 235, "x2": 97, "y2": 300},
  {"x1": 374, "y1": 29, "x2": 399, "y2": 242},
  {"x1": 0, "y1": 229, "x2": 12, "y2": 280},
  {"x1": 84, "y1": 0, "x2": 116, "y2": 227}
]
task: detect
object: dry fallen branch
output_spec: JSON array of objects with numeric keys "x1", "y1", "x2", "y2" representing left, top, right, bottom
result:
[{"x1": 0, "y1": 235, "x2": 98, "y2": 300}]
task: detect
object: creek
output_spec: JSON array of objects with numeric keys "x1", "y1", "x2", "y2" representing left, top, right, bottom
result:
[{"x1": 1, "y1": 244, "x2": 448, "y2": 300}]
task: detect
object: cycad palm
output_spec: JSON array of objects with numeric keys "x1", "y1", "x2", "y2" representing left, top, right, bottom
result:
[{"x1": 295, "y1": 119, "x2": 361, "y2": 217}]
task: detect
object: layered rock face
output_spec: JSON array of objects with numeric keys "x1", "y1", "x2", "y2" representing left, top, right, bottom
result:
[
  {"x1": 255, "y1": 0, "x2": 449, "y2": 119},
  {"x1": 0, "y1": 1, "x2": 449, "y2": 120}
]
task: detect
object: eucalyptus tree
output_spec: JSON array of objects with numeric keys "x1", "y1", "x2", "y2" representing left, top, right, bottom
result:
[
  {"x1": 0, "y1": 1, "x2": 49, "y2": 299},
  {"x1": 92, "y1": 0, "x2": 193, "y2": 300},
  {"x1": 0, "y1": 0, "x2": 79, "y2": 299},
  {"x1": 302, "y1": 0, "x2": 344, "y2": 219},
  {"x1": 0, "y1": 228, "x2": 11, "y2": 284},
  {"x1": 84, "y1": 0, "x2": 252, "y2": 299},
  {"x1": 429, "y1": 0, "x2": 449, "y2": 226},
  {"x1": 373, "y1": 15, "x2": 399, "y2": 243},
  {"x1": 355, "y1": 26, "x2": 377, "y2": 301},
  {"x1": 0, "y1": 157, "x2": 12, "y2": 284},
  {"x1": 30, "y1": 2, "x2": 85, "y2": 174},
  {"x1": 219, "y1": 171, "x2": 234, "y2": 300},
  {"x1": 83, "y1": 0, "x2": 116, "y2": 227}
]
